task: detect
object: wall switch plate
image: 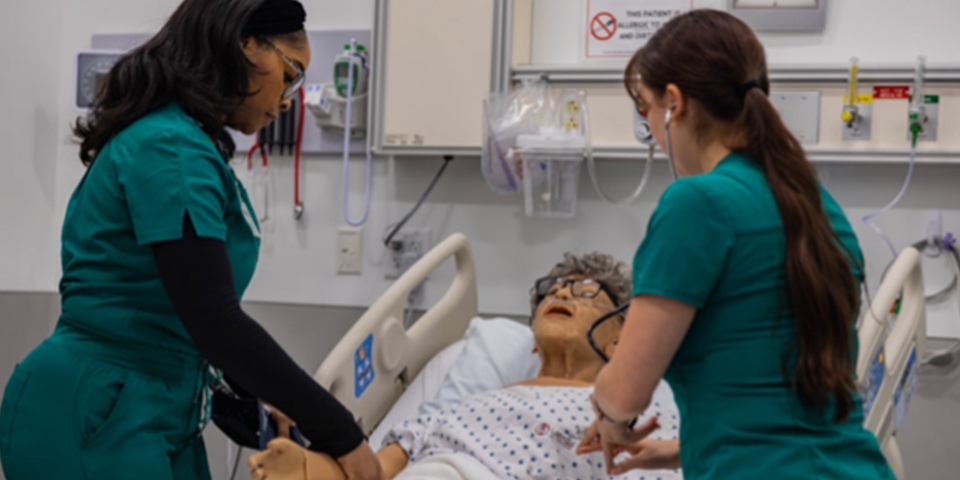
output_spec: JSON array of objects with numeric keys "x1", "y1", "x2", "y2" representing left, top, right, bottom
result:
[
  {"x1": 770, "y1": 91, "x2": 821, "y2": 144},
  {"x1": 337, "y1": 226, "x2": 363, "y2": 275}
]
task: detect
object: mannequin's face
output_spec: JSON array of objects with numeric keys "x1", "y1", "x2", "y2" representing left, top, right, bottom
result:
[{"x1": 531, "y1": 277, "x2": 622, "y2": 358}]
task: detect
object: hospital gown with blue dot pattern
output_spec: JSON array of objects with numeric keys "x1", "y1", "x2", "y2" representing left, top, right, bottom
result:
[{"x1": 383, "y1": 386, "x2": 682, "y2": 480}]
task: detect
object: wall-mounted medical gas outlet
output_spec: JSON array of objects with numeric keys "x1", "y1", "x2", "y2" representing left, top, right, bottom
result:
[
  {"x1": 386, "y1": 228, "x2": 432, "y2": 279},
  {"x1": 906, "y1": 95, "x2": 939, "y2": 142},
  {"x1": 337, "y1": 226, "x2": 364, "y2": 275},
  {"x1": 841, "y1": 95, "x2": 873, "y2": 140},
  {"x1": 841, "y1": 58, "x2": 873, "y2": 141},
  {"x1": 770, "y1": 91, "x2": 821, "y2": 144},
  {"x1": 908, "y1": 56, "x2": 938, "y2": 143},
  {"x1": 633, "y1": 107, "x2": 655, "y2": 146}
]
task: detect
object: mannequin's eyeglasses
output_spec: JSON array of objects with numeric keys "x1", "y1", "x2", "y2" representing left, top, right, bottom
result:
[{"x1": 532, "y1": 276, "x2": 619, "y2": 308}]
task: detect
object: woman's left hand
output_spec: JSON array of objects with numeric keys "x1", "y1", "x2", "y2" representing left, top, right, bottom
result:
[{"x1": 577, "y1": 416, "x2": 660, "y2": 474}]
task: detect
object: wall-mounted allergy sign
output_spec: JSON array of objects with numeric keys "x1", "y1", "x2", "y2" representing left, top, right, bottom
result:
[{"x1": 584, "y1": 0, "x2": 693, "y2": 60}]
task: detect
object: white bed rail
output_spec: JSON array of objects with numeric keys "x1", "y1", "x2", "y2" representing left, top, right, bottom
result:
[
  {"x1": 857, "y1": 246, "x2": 927, "y2": 480},
  {"x1": 314, "y1": 233, "x2": 478, "y2": 434}
]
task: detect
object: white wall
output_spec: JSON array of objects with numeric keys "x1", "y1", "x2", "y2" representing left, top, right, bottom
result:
[
  {"x1": 0, "y1": 0, "x2": 66, "y2": 291},
  {"x1": 2, "y1": 2, "x2": 960, "y2": 478},
  {"x1": 241, "y1": 0, "x2": 960, "y2": 325},
  {"x1": 9, "y1": 0, "x2": 960, "y2": 325},
  {"x1": 51, "y1": 0, "x2": 188, "y2": 255},
  {"x1": 532, "y1": 0, "x2": 960, "y2": 66}
]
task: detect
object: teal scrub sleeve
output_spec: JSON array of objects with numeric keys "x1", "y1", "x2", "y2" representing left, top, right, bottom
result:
[
  {"x1": 633, "y1": 179, "x2": 736, "y2": 308},
  {"x1": 118, "y1": 130, "x2": 231, "y2": 245}
]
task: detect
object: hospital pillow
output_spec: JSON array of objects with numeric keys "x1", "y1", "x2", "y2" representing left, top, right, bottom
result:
[
  {"x1": 369, "y1": 317, "x2": 540, "y2": 449},
  {"x1": 419, "y1": 317, "x2": 542, "y2": 416}
]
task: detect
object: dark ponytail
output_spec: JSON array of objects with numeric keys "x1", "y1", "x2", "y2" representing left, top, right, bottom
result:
[
  {"x1": 73, "y1": 0, "x2": 306, "y2": 166},
  {"x1": 626, "y1": 10, "x2": 860, "y2": 422}
]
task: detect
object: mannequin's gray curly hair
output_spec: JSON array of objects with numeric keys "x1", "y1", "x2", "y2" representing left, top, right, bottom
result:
[{"x1": 529, "y1": 252, "x2": 632, "y2": 318}]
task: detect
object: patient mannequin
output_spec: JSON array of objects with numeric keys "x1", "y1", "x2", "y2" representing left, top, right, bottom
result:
[{"x1": 249, "y1": 253, "x2": 680, "y2": 480}]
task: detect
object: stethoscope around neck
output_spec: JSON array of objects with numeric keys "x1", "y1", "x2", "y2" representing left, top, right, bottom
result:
[
  {"x1": 587, "y1": 302, "x2": 631, "y2": 363},
  {"x1": 585, "y1": 110, "x2": 677, "y2": 360},
  {"x1": 587, "y1": 301, "x2": 641, "y2": 428}
]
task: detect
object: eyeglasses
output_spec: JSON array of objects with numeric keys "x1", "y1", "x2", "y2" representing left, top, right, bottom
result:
[
  {"x1": 263, "y1": 39, "x2": 305, "y2": 100},
  {"x1": 533, "y1": 276, "x2": 619, "y2": 308}
]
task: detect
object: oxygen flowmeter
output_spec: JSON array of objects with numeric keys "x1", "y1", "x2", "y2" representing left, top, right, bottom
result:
[
  {"x1": 908, "y1": 56, "x2": 930, "y2": 144},
  {"x1": 841, "y1": 57, "x2": 873, "y2": 140}
]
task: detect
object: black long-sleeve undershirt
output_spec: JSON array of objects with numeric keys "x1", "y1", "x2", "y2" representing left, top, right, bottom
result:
[{"x1": 151, "y1": 216, "x2": 364, "y2": 457}]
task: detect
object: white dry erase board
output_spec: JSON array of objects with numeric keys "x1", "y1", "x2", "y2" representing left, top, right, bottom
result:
[{"x1": 371, "y1": 0, "x2": 499, "y2": 156}]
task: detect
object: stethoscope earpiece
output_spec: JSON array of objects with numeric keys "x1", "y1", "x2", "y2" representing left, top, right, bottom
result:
[{"x1": 664, "y1": 106, "x2": 678, "y2": 180}]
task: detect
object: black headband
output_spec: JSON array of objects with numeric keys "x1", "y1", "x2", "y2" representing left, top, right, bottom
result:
[
  {"x1": 242, "y1": 0, "x2": 306, "y2": 37},
  {"x1": 739, "y1": 79, "x2": 765, "y2": 97}
]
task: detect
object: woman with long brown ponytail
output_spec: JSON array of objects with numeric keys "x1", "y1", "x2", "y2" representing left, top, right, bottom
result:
[{"x1": 577, "y1": 10, "x2": 894, "y2": 479}]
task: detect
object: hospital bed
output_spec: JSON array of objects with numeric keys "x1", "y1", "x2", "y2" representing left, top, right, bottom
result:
[
  {"x1": 857, "y1": 246, "x2": 927, "y2": 480},
  {"x1": 313, "y1": 234, "x2": 925, "y2": 479},
  {"x1": 314, "y1": 233, "x2": 478, "y2": 435}
]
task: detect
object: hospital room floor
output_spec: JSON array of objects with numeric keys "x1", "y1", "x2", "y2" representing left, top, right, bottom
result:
[{"x1": 2, "y1": 293, "x2": 959, "y2": 480}]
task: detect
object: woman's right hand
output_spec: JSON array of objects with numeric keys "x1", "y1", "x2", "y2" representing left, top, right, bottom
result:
[{"x1": 336, "y1": 441, "x2": 384, "y2": 480}]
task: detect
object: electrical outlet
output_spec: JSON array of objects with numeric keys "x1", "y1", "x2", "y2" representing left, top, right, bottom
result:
[
  {"x1": 386, "y1": 228, "x2": 431, "y2": 278},
  {"x1": 337, "y1": 226, "x2": 363, "y2": 275},
  {"x1": 559, "y1": 91, "x2": 587, "y2": 136}
]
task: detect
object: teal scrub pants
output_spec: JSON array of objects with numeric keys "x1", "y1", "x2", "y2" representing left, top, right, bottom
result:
[{"x1": 0, "y1": 324, "x2": 212, "y2": 480}]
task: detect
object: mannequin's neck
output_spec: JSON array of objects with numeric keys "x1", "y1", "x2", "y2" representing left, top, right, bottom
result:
[{"x1": 535, "y1": 340, "x2": 604, "y2": 383}]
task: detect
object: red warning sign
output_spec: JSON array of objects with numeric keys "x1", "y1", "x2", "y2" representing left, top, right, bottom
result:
[
  {"x1": 591, "y1": 12, "x2": 617, "y2": 41},
  {"x1": 873, "y1": 86, "x2": 910, "y2": 100}
]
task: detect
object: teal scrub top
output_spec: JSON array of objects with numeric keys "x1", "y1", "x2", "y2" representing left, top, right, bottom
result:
[
  {"x1": 59, "y1": 103, "x2": 261, "y2": 357},
  {"x1": 633, "y1": 153, "x2": 893, "y2": 479}
]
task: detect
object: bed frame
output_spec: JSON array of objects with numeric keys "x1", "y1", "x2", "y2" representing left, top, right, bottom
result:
[
  {"x1": 313, "y1": 233, "x2": 478, "y2": 434},
  {"x1": 314, "y1": 234, "x2": 925, "y2": 479},
  {"x1": 857, "y1": 246, "x2": 927, "y2": 480}
]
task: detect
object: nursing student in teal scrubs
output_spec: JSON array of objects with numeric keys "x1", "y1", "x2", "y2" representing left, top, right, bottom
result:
[
  {"x1": 577, "y1": 10, "x2": 895, "y2": 480},
  {"x1": 0, "y1": 1, "x2": 381, "y2": 480}
]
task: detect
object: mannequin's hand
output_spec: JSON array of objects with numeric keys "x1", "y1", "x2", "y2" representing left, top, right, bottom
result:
[{"x1": 337, "y1": 441, "x2": 384, "y2": 480}]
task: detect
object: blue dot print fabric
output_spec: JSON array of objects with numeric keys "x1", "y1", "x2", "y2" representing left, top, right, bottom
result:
[{"x1": 383, "y1": 386, "x2": 682, "y2": 480}]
